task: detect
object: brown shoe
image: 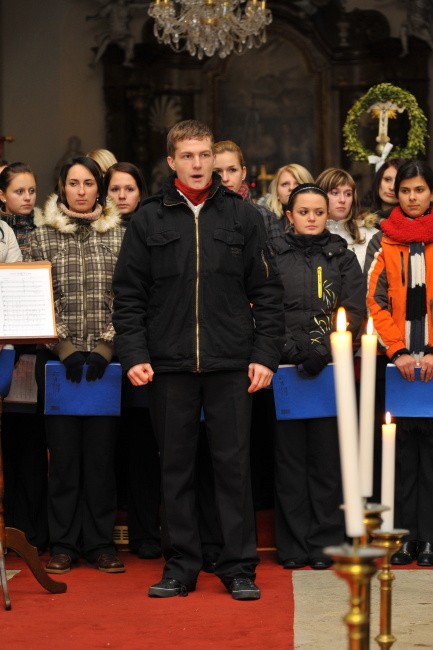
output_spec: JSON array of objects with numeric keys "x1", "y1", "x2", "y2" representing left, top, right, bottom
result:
[
  {"x1": 96, "y1": 553, "x2": 125, "y2": 573},
  {"x1": 45, "y1": 553, "x2": 73, "y2": 574}
]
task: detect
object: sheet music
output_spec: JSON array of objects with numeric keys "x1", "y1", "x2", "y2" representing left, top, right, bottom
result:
[
  {"x1": 0, "y1": 266, "x2": 56, "y2": 338},
  {"x1": 4, "y1": 354, "x2": 37, "y2": 404}
]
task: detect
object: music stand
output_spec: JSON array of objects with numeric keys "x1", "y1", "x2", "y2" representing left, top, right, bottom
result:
[{"x1": 0, "y1": 262, "x2": 67, "y2": 609}]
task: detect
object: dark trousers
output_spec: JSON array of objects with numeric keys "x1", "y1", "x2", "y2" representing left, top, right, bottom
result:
[
  {"x1": 196, "y1": 423, "x2": 223, "y2": 559},
  {"x1": 274, "y1": 416, "x2": 344, "y2": 562},
  {"x1": 36, "y1": 348, "x2": 118, "y2": 560},
  {"x1": 250, "y1": 389, "x2": 275, "y2": 509},
  {"x1": 119, "y1": 407, "x2": 161, "y2": 551},
  {"x1": 149, "y1": 370, "x2": 258, "y2": 587},
  {"x1": 371, "y1": 355, "x2": 389, "y2": 503},
  {"x1": 45, "y1": 414, "x2": 118, "y2": 561},
  {"x1": 2, "y1": 411, "x2": 48, "y2": 550},
  {"x1": 394, "y1": 417, "x2": 433, "y2": 541}
]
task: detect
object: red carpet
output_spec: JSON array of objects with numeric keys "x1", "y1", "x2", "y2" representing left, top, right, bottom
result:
[{"x1": 2, "y1": 550, "x2": 294, "y2": 649}]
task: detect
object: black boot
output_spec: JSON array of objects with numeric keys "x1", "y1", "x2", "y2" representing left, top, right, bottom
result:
[
  {"x1": 417, "y1": 541, "x2": 433, "y2": 566},
  {"x1": 391, "y1": 540, "x2": 418, "y2": 565}
]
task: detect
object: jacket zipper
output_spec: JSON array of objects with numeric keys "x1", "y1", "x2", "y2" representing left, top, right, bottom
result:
[
  {"x1": 79, "y1": 235, "x2": 88, "y2": 343},
  {"x1": 317, "y1": 266, "x2": 323, "y2": 298},
  {"x1": 400, "y1": 251, "x2": 405, "y2": 286},
  {"x1": 195, "y1": 210, "x2": 200, "y2": 372},
  {"x1": 163, "y1": 188, "x2": 219, "y2": 372}
]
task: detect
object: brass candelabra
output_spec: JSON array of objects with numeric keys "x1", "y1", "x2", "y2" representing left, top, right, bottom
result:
[
  {"x1": 370, "y1": 528, "x2": 409, "y2": 649},
  {"x1": 324, "y1": 540, "x2": 386, "y2": 650}
]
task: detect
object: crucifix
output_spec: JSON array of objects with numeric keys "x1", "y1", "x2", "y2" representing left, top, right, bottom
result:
[
  {"x1": 257, "y1": 164, "x2": 274, "y2": 197},
  {"x1": 367, "y1": 101, "x2": 405, "y2": 155}
]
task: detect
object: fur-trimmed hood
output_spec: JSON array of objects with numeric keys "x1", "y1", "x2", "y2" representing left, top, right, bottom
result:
[
  {"x1": 41, "y1": 194, "x2": 121, "y2": 234},
  {"x1": 34, "y1": 206, "x2": 44, "y2": 226}
]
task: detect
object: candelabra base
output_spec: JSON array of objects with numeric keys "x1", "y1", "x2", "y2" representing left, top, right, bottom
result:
[
  {"x1": 370, "y1": 528, "x2": 409, "y2": 650},
  {"x1": 324, "y1": 542, "x2": 386, "y2": 650}
]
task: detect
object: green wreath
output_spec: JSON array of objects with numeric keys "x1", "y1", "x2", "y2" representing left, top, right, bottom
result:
[{"x1": 343, "y1": 83, "x2": 428, "y2": 161}]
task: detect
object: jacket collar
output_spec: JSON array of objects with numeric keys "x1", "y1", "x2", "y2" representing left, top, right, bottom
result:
[
  {"x1": 41, "y1": 194, "x2": 121, "y2": 234},
  {"x1": 273, "y1": 229, "x2": 348, "y2": 257},
  {"x1": 141, "y1": 172, "x2": 244, "y2": 216}
]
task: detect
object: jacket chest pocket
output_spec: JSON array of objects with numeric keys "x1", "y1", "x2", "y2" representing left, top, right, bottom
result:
[
  {"x1": 146, "y1": 230, "x2": 181, "y2": 278},
  {"x1": 213, "y1": 228, "x2": 245, "y2": 275}
]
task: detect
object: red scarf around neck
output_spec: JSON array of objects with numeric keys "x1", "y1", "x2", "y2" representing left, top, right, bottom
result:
[
  {"x1": 381, "y1": 205, "x2": 433, "y2": 244},
  {"x1": 174, "y1": 177, "x2": 212, "y2": 206}
]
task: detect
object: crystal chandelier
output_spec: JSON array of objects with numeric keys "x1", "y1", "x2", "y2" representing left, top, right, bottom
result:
[{"x1": 147, "y1": 0, "x2": 273, "y2": 60}]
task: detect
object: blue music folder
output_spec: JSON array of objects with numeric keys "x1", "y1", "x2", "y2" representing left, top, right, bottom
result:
[
  {"x1": 45, "y1": 361, "x2": 122, "y2": 416},
  {"x1": 272, "y1": 364, "x2": 337, "y2": 420},
  {"x1": 385, "y1": 363, "x2": 433, "y2": 417},
  {"x1": 0, "y1": 346, "x2": 16, "y2": 397}
]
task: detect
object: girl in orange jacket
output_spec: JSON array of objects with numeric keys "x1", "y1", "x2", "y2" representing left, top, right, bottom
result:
[{"x1": 365, "y1": 159, "x2": 433, "y2": 567}]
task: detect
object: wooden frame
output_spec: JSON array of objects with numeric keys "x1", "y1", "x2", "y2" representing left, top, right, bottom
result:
[{"x1": 0, "y1": 261, "x2": 58, "y2": 344}]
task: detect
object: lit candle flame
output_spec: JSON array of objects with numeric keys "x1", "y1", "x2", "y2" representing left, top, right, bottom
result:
[
  {"x1": 336, "y1": 307, "x2": 347, "y2": 333},
  {"x1": 366, "y1": 317, "x2": 374, "y2": 335},
  {"x1": 385, "y1": 411, "x2": 391, "y2": 425}
]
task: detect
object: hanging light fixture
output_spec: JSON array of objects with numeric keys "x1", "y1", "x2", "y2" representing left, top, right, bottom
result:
[{"x1": 147, "y1": 0, "x2": 273, "y2": 60}]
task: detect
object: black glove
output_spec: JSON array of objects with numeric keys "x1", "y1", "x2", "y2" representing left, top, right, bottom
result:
[
  {"x1": 291, "y1": 349, "x2": 309, "y2": 366},
  {"x1": 297, "y1": 351, "x2": 328, "y2": 377},
  {"x1": 281, "y1": 340, "x2": 308, "y2": 365},
  {"x1": 86, "y1": 352, "x2": 109, "y2": 381},
  {"x1": 63, "y1": 351, "x2": 86, "y2": 383}
]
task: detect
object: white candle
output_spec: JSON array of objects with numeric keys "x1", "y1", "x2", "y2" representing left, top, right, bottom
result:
[
  {"x1": 381, "y1": 411, "x2": 396, "y2": 531},
  {"x1": 330, "y1": 307, "x2": 364, "y2": 538},
  {"x1": 359, "y1": 317, "x2": 377, "y2": 498}
]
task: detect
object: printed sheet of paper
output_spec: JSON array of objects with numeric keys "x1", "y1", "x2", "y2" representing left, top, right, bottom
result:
[
  {"x1": 4, "y1": 354, "x2": 37, "y2": 405},
  {"x1": 0, "y1": 262, "x2": 57, "y2": 342}
]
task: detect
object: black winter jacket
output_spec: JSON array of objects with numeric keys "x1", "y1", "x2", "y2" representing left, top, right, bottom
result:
[
  {"x1": 112, "y1": 173, "x2": 285, "y2": 374},
  {"x1": 271, "y1": 230, "x2": 365, "y2": 374}
]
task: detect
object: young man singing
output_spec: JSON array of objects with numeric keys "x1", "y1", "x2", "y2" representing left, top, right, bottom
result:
[{"x1": 112, "y1": 120, "x2": 284, "y2": 600}]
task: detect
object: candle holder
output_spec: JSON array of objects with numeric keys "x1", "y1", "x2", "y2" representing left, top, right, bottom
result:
[
  {"x1": 358, "y1": 502, "x2": 390, "y2": 644},
  {"x1": 324, "y1": 541, "x2": 386, "y2": 650},
  {"x1": 369, "y1": 528, "x2": 409, "y2": 650},
  {"x1": 361, "y1": 502, "x2": 390, "y2": 546}
]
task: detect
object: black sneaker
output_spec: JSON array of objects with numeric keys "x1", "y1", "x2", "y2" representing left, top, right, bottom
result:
[
  {"x1": 226, "y1": 576, "x2": 261, "y2": 601},
  {"x1": 137, "y1": 542, "x2": 162, "y2": 560},
  {"x1": 148, "y1": 578, "x2": 192, "y2": 598}
]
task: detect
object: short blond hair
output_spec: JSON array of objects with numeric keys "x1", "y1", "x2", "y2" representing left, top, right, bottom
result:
[
  {"x1": 87, "y1": 148, "x2": 118, "y2": 174},
  {"x1": 167, "y1": 120, "x2": 214, "y2": 157}
]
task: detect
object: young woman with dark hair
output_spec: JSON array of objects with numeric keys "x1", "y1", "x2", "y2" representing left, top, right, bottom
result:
[
  {"x1": 0, "y1": 162, "x2": 30, "y2": 261},
  {"x1": 271, "y1": 184, "x2": 365, "y2": 570},
  {"x1": 366, "y1": 159, "x2": 433, "y2": 567},
  {"x1": 26, "y1": 156, "x2": 126, "y2": 574},
  {"x1": 105, "y1": 161, "x2": 162, "y2": 561},
  {"x1": 361, "y1": 158, "x2": 407, "y2": 222},
  {"x1": 104, "y1": 161, "x2": 148, "y2": 222},
  {"x1": 0, "y1": 162, "x2": 49, "y2": 553}
]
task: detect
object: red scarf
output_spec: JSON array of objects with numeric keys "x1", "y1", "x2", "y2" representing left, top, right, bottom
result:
[
  {"x1": 174, "y1": 177, "x2": 212, "y2": 206},
  {"x1": 381, "y1": 205, "x2": 433, "y2": 244},
  {"x1": 237, "y1": 181, "x2": 251, "y2": 200}
]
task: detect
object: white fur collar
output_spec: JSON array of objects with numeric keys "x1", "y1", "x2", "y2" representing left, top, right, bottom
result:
[{"x1": 41, "y1": 194, "x2": 121, "y2": 234}]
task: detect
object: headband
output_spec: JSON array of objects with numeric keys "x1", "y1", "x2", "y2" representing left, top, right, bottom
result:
[{"x1": 287, "y1": 183, "x2": 328, "y2": 211}]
